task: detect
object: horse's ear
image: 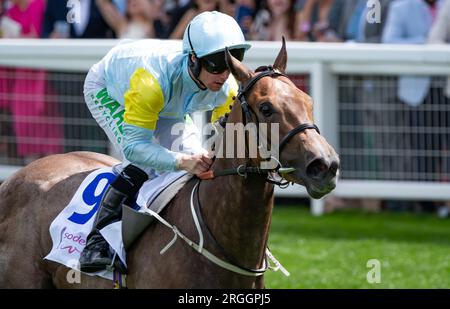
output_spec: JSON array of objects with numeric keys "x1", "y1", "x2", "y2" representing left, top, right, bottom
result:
[
  {"x1": 273, "y1": 37, "x2": 287, "y2": 73},
  {"x1": 225, "y1": 47, "x2": 252, "y2": 83}
]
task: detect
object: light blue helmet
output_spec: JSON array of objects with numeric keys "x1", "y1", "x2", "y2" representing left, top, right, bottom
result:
[{"x1": 182, "y1": 11, "x2": 251, "y2": 58}]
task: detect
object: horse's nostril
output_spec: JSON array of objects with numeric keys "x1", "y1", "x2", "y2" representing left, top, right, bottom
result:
[
  {"x1": 329, "y1": 160, "x2": 339, "y2": 175},
  {"x1": 306, "y1": 158, "x2": 329, "y2": 180}
]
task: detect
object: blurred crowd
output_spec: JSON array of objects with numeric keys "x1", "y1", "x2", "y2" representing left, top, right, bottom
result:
[
  {"x1": 0, "y1": 0, "x2": 446, "y2": 44},
  {"x1": 1, "y1": 0, "x2": 450, "y2": 215}
]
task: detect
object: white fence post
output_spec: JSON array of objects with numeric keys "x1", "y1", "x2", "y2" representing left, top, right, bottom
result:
[{"x1": 309, "y1": 62, "x2": 338, "y2": 215}]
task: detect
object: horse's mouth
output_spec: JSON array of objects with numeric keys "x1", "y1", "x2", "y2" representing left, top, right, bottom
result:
[
  {"x1": 306, "y1": 181, "x2": 337, "y2": 199},
  {"x1": 284, "y1": 171, "x2": 339, "y2": 199}
]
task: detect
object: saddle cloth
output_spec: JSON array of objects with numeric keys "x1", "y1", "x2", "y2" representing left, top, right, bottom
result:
[{"x1": 44, "y1": 166, "x2": 192, "y2": 280}]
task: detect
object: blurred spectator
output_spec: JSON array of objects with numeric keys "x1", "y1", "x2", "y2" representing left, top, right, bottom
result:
[
  {"x1": 294, "y1": 0, "x2": 314, "y2": 41},
  {"x1": 218, "y1": 0, "x2": 237, "y2": 16},
  {"x1": 360, "y1": 0, "x2": 390, "y2": 43},
  {"x1": 326, "y1": 0, "x2": 359, "y2": 42},
  {"x1": 165, "y1": 0, "x2": 193, "y2": 37},
  {"x1": 428, "y1": 0, "x2": 450, "y2": 217},
  {"x1": 382, "y1": 0, "x2": 441, "y2": 107},
  {"x1": 42, "y1": 0, "x2": 114, "y2": 155},
  {"x1": 250, "y1": 0, "x2": 296, "y2": 41},
  {"x1": 383, "y1": 0, "x2": 441, "y2": 44},
  {"x1": 42, "y1": 0, "x2": 115, "y2": 39},
  {"x1": 112, "y1": 0, "x2": 127, "y2": 15},
  {"x1": 357, "y1": 0, "x2": 395, "y2": 174},
  {"x1": 71, "y1": 0, "x2": 115, "y2": 38},
  {"x1": 326, "y1": 0, "x2": 390, "y2": 43},
  {"x1": 1, "y1": 0, "x2": 63, "y2": 163},
  {"x1": 5, "y1": 0, "x2": 42, "y2": 37},
  {"x1": 294, "y1": 0, "x2": 334, "y2": 41},
  {"x1": 234, "y1": 0, "x2": 256, "y2": 39},
  {"x1": 96, "y1": 0, "x2": 168, "y2": 39},
  {"x1": 343, "y1": 0, "x2": 366, "y2": 42},
  {"x1": 169, "y1": 0, "x2": 218, "y2": 39},
  {"x1": 429, "y1": 0, "x2": 450, "y2": 43},
  {"x1": 383, "y1": 0, "x2": 448, "y2": 210},
  {"x1": 428, "y1": 0, "x2": 450, "y2": 98},
  {"x1": 0, "y1": 0, "x2": 20, "y2": 38},
  {"x1": 41, "y1": 0, "x2": 67, "y2": 38}
]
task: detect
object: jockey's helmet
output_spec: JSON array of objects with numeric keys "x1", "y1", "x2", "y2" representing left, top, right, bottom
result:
[{"x1": 183, "y1": 11, "x2": 251, "y2": 75}]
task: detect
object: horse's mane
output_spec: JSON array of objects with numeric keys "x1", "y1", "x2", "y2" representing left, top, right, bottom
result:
[{"x1": 255, "y1": 65, "x2": 271, "y2": 73}]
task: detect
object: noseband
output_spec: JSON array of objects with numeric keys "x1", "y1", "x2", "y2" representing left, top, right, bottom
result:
[{"x1": 199, "y1": 66, "x2": 320, "y2": 184}]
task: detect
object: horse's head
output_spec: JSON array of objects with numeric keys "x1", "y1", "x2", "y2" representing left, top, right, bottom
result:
[{"x1": 225, "y1": 39, "x2": 340, "y2": 199}]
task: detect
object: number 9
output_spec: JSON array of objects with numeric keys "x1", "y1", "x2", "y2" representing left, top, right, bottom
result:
[{"x1": 68, "y1": 172, "x2": 116, "y2": 224}]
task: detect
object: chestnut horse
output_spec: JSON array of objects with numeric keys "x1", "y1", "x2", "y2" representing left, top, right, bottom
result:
[{"x1": 0, "y1": 40, "x2": 339, "y2": 288}]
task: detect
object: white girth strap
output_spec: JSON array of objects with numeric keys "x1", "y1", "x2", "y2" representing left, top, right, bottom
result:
[
  {"x1": 190, "y1": 181, "x2": 204, "y2": 253},
  {"x1": 145, "y1": 207, "x2": 267, "y2": 276},
  {"x1": 142, "y1": 183, "x2": 290, "y2": 277}
]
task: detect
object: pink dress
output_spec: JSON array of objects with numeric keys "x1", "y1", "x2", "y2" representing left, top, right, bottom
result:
[{"x1": 3, "y1": 0, "x2": 63, "y2": 158}]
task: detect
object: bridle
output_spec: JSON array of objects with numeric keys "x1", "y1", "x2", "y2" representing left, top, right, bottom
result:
[
  {"x1": 176, "y1": 66, "x2": 319, "y2": 277},
  {"x1": 149, "y1": 67, "x2": 318, "y2": 277},
  {"x1": 238, "y1": 65, "x2": 320, "y2": 153},
  {"x1": 199, "y1": 65, "x2": 320, "y2": 186}
]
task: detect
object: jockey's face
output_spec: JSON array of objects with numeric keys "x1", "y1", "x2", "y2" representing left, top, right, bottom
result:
[{"x1": 198, "y1": 67, "x2": 230, "y2": 92}]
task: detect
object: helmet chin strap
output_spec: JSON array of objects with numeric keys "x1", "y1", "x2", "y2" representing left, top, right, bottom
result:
[
  {"x1": 188, "y1": 64, "x2": 207, "y2": 90},
  {"x1": 186, "y1": 24, "x2": 207, "y2": 91}
]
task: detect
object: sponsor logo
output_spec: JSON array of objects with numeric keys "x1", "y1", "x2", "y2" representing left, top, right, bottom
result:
[
  {"x1": 56, "y1": 227, "x2": 86, "y2": 255},
  {"x1": 94, "y1": 88, "x2": 125, "y2": 145},
  {"x1": 59, "y1": 245, "x2": 81, "y2": 254}
]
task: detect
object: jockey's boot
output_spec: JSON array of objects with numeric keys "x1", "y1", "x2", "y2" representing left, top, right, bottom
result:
[
  {"x1": 79, "y1": 164, "x2": 148, "y2": 274},
  {"x1": 79, "y1": 185, "x2": 127, "y2": 273}
]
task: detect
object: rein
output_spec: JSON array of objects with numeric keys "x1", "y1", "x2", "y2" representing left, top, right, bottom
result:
[
  {"x1": 192, "y1": 180, "x2": 290, "y2": 276},
  {"x1": 144, "y1": 180, "x2": 289, "y2": 277},
  {"x1": 198, "y1": 66, "x2": 320, "y2": 186}
]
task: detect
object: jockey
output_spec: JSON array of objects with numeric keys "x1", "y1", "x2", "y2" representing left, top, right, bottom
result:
[{"x1": 80, "y1": 11, "x2": 251, "y2": 273}]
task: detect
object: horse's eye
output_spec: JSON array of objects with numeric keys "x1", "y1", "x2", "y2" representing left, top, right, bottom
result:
[{"x1": 259, "y1": 103, "x2": 273, "y2": 117}]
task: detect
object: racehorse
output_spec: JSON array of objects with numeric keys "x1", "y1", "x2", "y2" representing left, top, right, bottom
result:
[{"x1": 0, "y1": 40, "x2": 339, "y2": 288}]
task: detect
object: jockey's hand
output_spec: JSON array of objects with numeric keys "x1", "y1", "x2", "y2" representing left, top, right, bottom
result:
[{"x1": 176, "y1": 153, "x2": 213, "y2": 175}]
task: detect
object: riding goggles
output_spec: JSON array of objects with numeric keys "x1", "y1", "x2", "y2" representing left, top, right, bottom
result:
[{"x1": 201, "y1": 48, "x2": 245, "y2": 74}]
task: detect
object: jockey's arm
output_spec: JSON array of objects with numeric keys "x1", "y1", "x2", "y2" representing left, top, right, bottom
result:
[
  {"x1": 122, "y1": 68, "x2": 211, "y2": 174},
  {"x1": 123, "y1": 123, "x2": 211, "y2": 174},
  {"x1": 122, "y1": 123, "x2": 179, "y2": 171}
]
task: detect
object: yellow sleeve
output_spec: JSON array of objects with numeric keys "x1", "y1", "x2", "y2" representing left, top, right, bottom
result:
[
  {"x1": 124, "y1": 68, "x2": 164, "y2": 130},
  {"x1": 211, "y1": 77, "x2": 238, "y2": 123}
]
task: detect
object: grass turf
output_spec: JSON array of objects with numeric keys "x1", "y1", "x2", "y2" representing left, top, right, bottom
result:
[{"x1": 265, "y1": 206, "x2": 450, "y2": 288}]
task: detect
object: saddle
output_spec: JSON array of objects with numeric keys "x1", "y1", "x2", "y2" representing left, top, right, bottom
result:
[{"x1": 121, "y1": 172, "x2": 193, "y2": 249}]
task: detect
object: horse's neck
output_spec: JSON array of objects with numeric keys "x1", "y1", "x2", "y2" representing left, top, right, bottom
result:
[{"x1": 198, "y1": 157, "x2": 274, "y2": 269}]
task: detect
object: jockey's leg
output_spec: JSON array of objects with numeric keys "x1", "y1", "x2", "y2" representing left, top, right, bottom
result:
[{"x1": 79, "y1": 164, "x2": 148, "y2": 273}]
